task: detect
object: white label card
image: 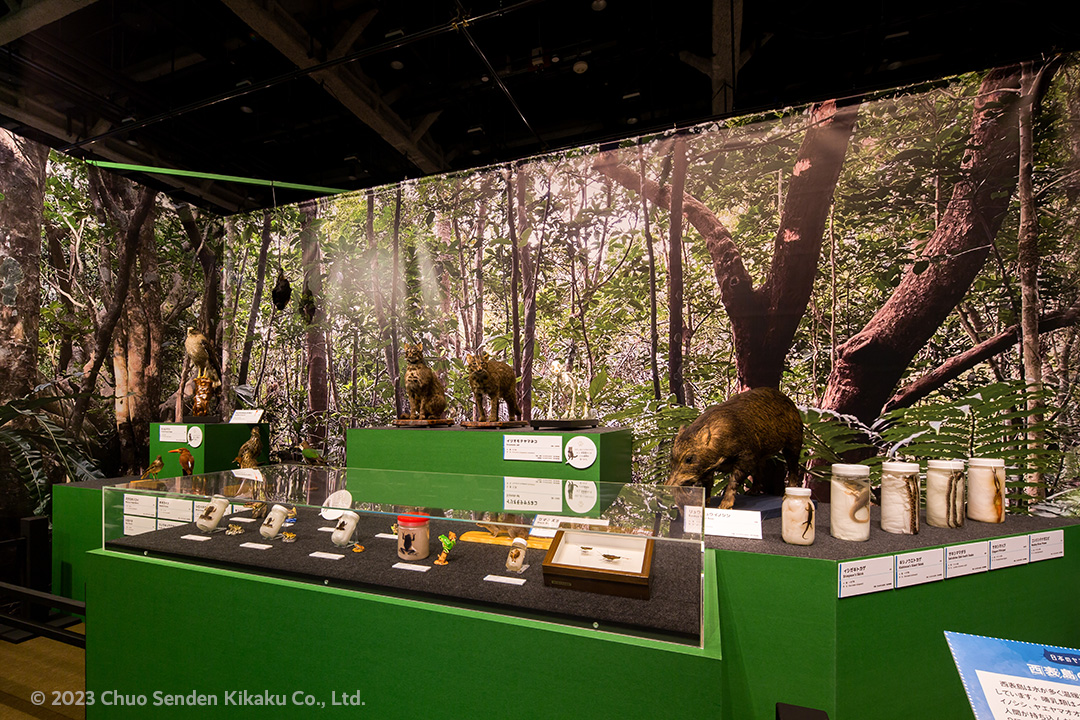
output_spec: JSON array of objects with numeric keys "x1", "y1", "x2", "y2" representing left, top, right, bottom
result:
[
  {"x1": 895, "y1": 548, "x2": 944, "y2": 588},
  {"x1": 703, "y1": 508, "x2": 762, "y2": 539},
  {"x1": 503, "y1": 435, "x2": 563, "y2": 462},
  {"x1": 156, "y1": 519, "x2": 186, "y2": 530},
  {"x1": 392, "y1": 562, "x2": 431, "y2": 573},
  {"x1": 308, "y1": 552, "x2": 344, "y2": 560},
  {"x1": 504, "y1": 476, "x2": 563, "y2": 512},
  {"x1": 123, "y1": 494, "x2": 157, "y2": 518},
  {"x1": 157, "y1": 497, "x2": 194, "y2": 522},
  {"x1": 529, "y1": 514, "x2": 609, "y2": 538},
  {"x1": 230, "y1": 517, "x2": 257, "y2": 523},
  {"x1": 945, "y1": 541, "x2": 989, "y2": 578},
  {"x1": 123, "y1": 515, "x2": 157, "y2": 536},
  {"x1": 229, "y1": 409, "x2": 265, "y2": 424},
  {"x1": 1029, "y1": 530, "x2": 1064, "y2": 562},
  {"x1": 990, "y1": 535, "x2": 1030, "y2": 570},
  {"x1": 374, "y1": 533, "x2": 397, "y2": 540},
  {"x1": 682, "y1": 505, "x2": 704, "y2": 535},
  {"x1": 318, "y1": 526, "x2": 335, "y2": 533},
  {"x1": 484, "y1": 574, "x2": 527, "y2": 586},
  {"x1": 239, "y1": 542, "x2": 273, "y2": 550},
  {"x1": 181, "y1": 534, "x2": 213, "y2": 542},
  {"x1": 158, "y1": 424, "x2": 187, "y2": 442},
  {"x1": 838, "y1": 556, "x2": 895, "y2": 598},
  {"x1": 231, "y1": 468, "x2": 263, "y2": 482}
]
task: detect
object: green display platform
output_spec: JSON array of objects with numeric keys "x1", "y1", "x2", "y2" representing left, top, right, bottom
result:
[
  {"x1": 714, "y1": 523, "x2": 1080, "y2": 719},
  {"x1": 346, "y1": 426, "x2": 631, "y2": 483},
  {"x1": 51, "y1": 422, "x2": 269, "y2": 601},
  {"x1": 149, "y1": 422, "x2": 269, "y2": 476},
  {"x1": 82, "y1": 523, "x2": 1079, "y2": 719},
  {"x1": 85, "y1": 549, "x2": 721, "y2": 719}
]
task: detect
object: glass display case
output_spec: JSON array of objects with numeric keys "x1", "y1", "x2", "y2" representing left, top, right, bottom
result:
[{"x1": 102, "y1": 465, "x2": 705, "y2": 645}]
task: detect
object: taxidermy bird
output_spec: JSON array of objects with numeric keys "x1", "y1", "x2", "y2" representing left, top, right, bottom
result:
[
  {"x1": 299, "y1": 440, "x2": 328, "y2": 466},
  {"x1": 298, "y1": 280, "x2": 316, "y2": 325},
  {"x1": 169, "y1": 447, "x2": 195, "y2": 476},
  {"x1": 237, "y1": 426, "x2": 263, "y2": 462},
  {"x1": 142, "y1": 455, "x2": 164, "y2": 480},
  {"x1": 271, "y1": 267, "x2": 292, "y2": 312},
  {"x1": 185, "y1": 327, "x2": 221, "y2": 381},
  {"x1": 234, "y1": 449, "x2": 260, "y2": 469}
]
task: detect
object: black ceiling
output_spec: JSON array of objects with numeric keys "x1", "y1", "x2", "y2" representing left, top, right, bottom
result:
[{"x1": 0, "y1": 0, "x2": 1075, "y2": 214}]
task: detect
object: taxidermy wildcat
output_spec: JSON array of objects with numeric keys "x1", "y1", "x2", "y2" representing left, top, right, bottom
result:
[
  {"x1": 403, "y1": 344, "x2": 448, "y2": 420},
  {"x1": 465, "y1": 352, "x2": 520, "y2": 422}
]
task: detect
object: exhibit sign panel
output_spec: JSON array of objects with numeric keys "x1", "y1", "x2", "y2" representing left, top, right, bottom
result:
[{"x1": 946, "y1": 631, "x2": 1080, "y2": 720}]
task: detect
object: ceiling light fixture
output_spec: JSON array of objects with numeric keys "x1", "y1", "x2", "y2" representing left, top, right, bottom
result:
[
  {"x1": 591, "y1": 0, "x2": 607, "y2": 10},
  {"x1": 390, "y1": 60, "x2": 405, "y2": 70},
  {"x1": 239, "y1": 105, "x2": 254, "y2": 114},
  {"x1": 622, "y1": 91, "x2": 640, "y2": 100},
  {"x1": 573, "y1": 60, "x2": 588, "y2": 74}
]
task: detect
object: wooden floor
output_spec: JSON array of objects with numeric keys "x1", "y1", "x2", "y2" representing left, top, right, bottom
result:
[{"x1": 0, "y1": 624, "x2": 85, "y2": 720}]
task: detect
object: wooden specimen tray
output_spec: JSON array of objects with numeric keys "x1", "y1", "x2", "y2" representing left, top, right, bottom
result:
[
  {"x1": 391, "y1": 418, "x2": 456, "y2": 428},
  {"x1": 541, "y1": 530, "x2": 655, "y2": 600},
  {"x1": 460, "y1": 420, "x2": 529, "y2": 429}
]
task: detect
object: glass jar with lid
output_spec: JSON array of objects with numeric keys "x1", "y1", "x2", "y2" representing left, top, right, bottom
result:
[
  {"x1": 926, "y1": 460, "x2": 965, "y2": 528},
  {"x1": 781, "y1": 487, "x2": 815, "y2": 546},
  {"x1": 967, "y1": 458, "x2": 1005, "y2": 523},
  {"x1": 880, "y1": 461, "x2": 920, "y2": 535},
  {"x1": 830, "y1": 463, "x2": 871, "y2": 541}
]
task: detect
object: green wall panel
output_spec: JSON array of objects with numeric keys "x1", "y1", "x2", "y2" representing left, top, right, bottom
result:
[
  {"x1": 346, "y1": 426, "x2": 632, "y2": 484},
  {"x1": 86, "y1": 550, "x2": 720, "y2": 719},
  {"x1": 148, "y1": 422, "x2": 269, "y2": 477},
  {"x1": 50, "y1": 483, "x2": 103, "y2": 603}
]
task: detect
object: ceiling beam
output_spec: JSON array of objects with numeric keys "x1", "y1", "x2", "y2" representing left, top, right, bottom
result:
[
  {"x1": 0, "y1": 0, "x2": 100, "y2": 47},
  {"x1": 220, "y1": 0, "x2": 446, "y2": 174},
  {"x1": 0, "y1": 87, "x2": 250, "y2": 212}
]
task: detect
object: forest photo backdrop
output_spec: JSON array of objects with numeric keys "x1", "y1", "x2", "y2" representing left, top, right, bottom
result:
[{"x1": 1, "y1": 55, "x2": 1077, "y2": 521}]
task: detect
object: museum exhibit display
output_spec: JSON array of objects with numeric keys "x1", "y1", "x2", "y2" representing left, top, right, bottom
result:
[
  {"x1": 4, "y1": 2, "x2": 1080, "y2": 714},
  {"x1": 98, "y1": 464, "x2": 707, "y2": 642}
]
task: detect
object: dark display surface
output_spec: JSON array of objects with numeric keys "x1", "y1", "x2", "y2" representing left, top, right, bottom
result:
[
  {"x1": 707, "y1": 502, "x2": 1079, "y2": 559},
  {"x1": 107, "y1": 507, "x2": 702, "y2": 641}
]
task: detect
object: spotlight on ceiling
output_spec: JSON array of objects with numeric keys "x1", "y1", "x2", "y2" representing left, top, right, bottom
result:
[
  {"x1": 592, "y1": 0, "x2": 607, "y2": 10},
  {"x1": 239, "y1": 105, "x2": 254, "y2": 114},
  {"x1": 481, "y1": 74, "x2": 490, "y2": 82},
  {"x1": 626, "y1": 117, "x2": 639, "y2": 125},
  {"x1": 573, "y1": 60, "x2": 589, "y2": 74},
  {"x1": 390, "y1": 59, "x2": 405, "y2": 70}
]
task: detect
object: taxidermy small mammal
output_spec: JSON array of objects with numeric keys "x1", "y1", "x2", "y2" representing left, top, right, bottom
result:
[
  {"x1": 402, "y1": 344, "x2": 448, "y2": 420},
  {"x1": 665, "y1": 386, "x2": 803, "y2": 509},
  {"x1": 465, "y1": 351, "x2": 520, "y2": 422}
]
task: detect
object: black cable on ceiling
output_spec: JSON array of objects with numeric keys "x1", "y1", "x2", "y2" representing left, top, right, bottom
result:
[{"x1": 59, "y1": 0, "x2": 550, "y2": 154}]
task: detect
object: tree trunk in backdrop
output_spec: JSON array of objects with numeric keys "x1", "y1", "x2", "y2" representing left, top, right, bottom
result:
[
  {"x1": 821, "y1": 65, "x2": 1035, "y2": 425},
  {"x1": 0, "y1": 129, "x2": 48, "y2": 522},
  {"x1": 367, "y1": 189, "x2": 399, "y2": 417},
  {"x1": 507, "y1": 171, "x2": 522, "y2": 378},
  {"x1": 638, "y1": 147, "x2": 662, "y2": 401},
  {"x1": 300, "y1": 201, "x2": 328, "y2": 448},
  {"x1": 667, "y1": 137, "x2": 687, "y2": 404},
  {"x1": 238, "y1": 210, "x2": 271, "y2": 386},
  {"x1": 595, "y1": 100, "x2": 859, "y2": 392}
]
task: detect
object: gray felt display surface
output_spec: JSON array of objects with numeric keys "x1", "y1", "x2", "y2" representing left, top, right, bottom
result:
[
  {"x1": 706, "y1": 502, "x2": 1079, "y2": 559},
  {"x1": 107, "y1": 507, "x2": 703, "y2": 641}
]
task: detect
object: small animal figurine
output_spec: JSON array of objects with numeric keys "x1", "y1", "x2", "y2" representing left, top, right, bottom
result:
[
  {"x1": 434, "y1": 532, "x2": 457, "y2": 565},
  {"x1": 142, "y1": 455, "x2": 164, "y2": 480},
  {"x1": 466, "y1": 352, "x2": 520, "y2": 422},
  {"x1": 402, "y1": 344, "x2": 448, "y2": 420}
]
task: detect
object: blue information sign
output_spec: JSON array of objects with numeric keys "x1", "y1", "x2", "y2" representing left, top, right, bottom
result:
[{"x1": 945, "y1": 631, "x2": 1080, "y2": 720}]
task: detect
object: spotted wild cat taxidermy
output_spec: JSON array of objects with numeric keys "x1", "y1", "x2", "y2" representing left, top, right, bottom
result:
[
  {"x1": 466, "y1": 352, "x2": 520, "y2": 422},
  {"x1": 403, "y1": 344, "x2": 448, "y2": 420}
]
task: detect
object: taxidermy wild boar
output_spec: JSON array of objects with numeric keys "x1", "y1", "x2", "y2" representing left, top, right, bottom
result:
[{"x1": 665, "y1": 387, "x2": 803, "y2": 509}]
